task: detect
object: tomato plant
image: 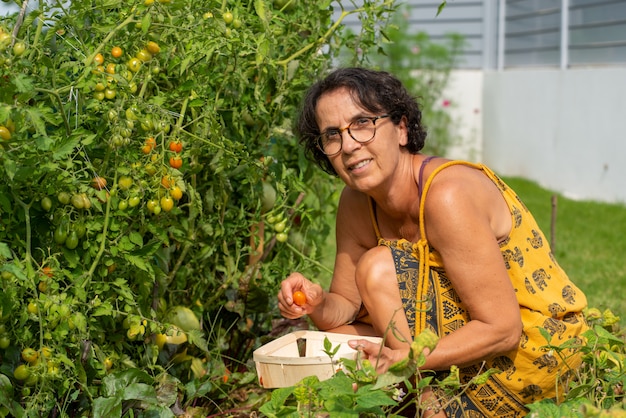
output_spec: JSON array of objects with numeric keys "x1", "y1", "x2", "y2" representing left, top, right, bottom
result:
[{"x1": 0, "y1": 0, "x2": 395, "y2": 415}]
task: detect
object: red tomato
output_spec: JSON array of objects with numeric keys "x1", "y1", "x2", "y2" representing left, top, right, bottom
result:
[
  {"x1": 168, "y1": 141, "x2": 183, "y2": 153},
  {"x1": 169, "y1": 156, "x2": 183, "y2": 169}
]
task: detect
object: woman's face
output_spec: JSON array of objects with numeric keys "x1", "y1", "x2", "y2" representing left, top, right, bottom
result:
[{"x1": 315, "y1": 88, "x2": 408, "y2": 192}]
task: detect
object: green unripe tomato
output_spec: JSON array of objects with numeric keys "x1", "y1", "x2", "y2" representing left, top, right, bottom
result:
[
  {"x1": 65, "y1": 230, "x2": 79, "y2": 249},
  {"x1": 41, "y1": 197, "x2": 52, "y2": 211},
  {"x1": 57, "y1": 191, "x2": 71, "y2": 205},
  {"x1": 12, "y1": 42, "x2": 26, "y2": 56},
  {"x1": 273, "y1": 220, "x2": 287, "y2": 233},
  {"x1": 0, "y1": 335, "x2": 10, "y2": 349},
  {"x1": 222, "y1": 11, "x2": 234, "y2": 25}
]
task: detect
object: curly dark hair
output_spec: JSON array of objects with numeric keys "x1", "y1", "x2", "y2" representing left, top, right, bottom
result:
[{"x1": 296, "y1": 67, "x2": 427, "y2": 175}]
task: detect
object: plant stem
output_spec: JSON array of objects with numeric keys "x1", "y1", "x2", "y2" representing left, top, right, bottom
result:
[
  {"x1": 275, "y1": 9, "x2": 356, "y2": 67},
  {"x1": 35, "y1": 87, "x2": 72, "y2": 135}
]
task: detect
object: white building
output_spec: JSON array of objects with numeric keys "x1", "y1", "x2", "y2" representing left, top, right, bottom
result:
[{"x1": 343, "y1": 0, "x2": 626, "y2": 203}]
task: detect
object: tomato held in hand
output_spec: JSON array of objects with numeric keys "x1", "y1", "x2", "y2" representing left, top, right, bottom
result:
[{"x1": 292, "y1": 291, "x2": 307, "y2": 306}]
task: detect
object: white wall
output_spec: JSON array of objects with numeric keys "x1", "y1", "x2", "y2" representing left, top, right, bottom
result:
[
  {"x1": 481, "y1": 68, "x2": 626, "y2": 204},
  {"x1": 442, "y1": 70, "x2": 484, "y2": 162}
]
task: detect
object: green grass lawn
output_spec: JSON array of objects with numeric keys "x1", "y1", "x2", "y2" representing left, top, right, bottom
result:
[{"x1": 502, "y1": 176, "x2": 626, "y2": 318}]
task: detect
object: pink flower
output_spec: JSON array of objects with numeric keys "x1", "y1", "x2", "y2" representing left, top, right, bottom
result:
[{"x1": 442, "y1": 99, "x2": 451, "y2": 107}]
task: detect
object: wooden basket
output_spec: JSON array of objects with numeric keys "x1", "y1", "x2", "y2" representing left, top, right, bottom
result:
[{"x1": 253, "y1": 330, "x2": 382, "y2": 388}]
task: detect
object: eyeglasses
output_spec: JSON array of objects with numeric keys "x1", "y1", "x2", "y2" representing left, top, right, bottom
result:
[{"x1": 317, "y1": 114, "x2": 390, "y2": 156}]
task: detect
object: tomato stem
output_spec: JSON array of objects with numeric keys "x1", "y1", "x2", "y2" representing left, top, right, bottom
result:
[
  {"x1": 83, "y1": 171, "x2": 117, "y2": 283},
  {"x1": 35, "y1": 88, "x2": 72, "y2": 136}
]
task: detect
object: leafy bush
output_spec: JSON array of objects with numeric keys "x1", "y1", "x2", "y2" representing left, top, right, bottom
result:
[{"x1": 0, "y1": 0, "x2": 398, "y2": 415}]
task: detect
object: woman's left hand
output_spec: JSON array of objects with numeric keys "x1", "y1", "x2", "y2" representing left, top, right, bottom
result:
[{"x1": 348, "y1": 339, "x2": 409, "y2": 374}]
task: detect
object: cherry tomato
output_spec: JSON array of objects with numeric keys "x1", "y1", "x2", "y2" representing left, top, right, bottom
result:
[
  {"x1": 41, "y1": 197, "x2": 52, "y2": 211},
  {"x1": 105, "y1": 63, "x2": 116, "y2": 74},
  {"x1": 160, "y1": 196, "x2": 174, "y2": 212},
  {"x1": 169, "y1": 156, "x2": 183, "y2": 169},
  {"x1": 127, "y1": 58, "x2": 141, "y2": 72},
  {"x1": 118, "y1": 176, "x2": 133, "y2": 190},
  {"x1": 0, "y1": 336, "x2": 10, "y2": 349},
  {"x1": 223, "y1": 11, "x2": 234, "y2": 25},
  {"x1": 275, "y1": 232, "x2": 288, "y2": 243},
  {"x1": 93, "y1": 53, "x2": 104, "y2": 65},
  {"x1": 53, "y1": 225, "x2": 68, "y2": 244},
  {"x1": 111, "y1": 46, "x2": 123, "y2": 58},
  {"x1": 22, "y1": 347, "x2": 39, "y2": 364},
  {"x1": 146, "y1": 41, "x2": 160, "y2": 54},
  {"x1": 0, "y1": 126, "x2": 12, "y2": 141},
  {"x1": 94, "y1": 91, "x2": 105, "y2": 101},
  {"x1": 170, "y1": 186, "x2": 183, "y2": 201},
  {"x1": 12, "y1": 42, "x2": 26, "y2": 56},
  {"x1": 136, "y1": 49, "x2": 152, "y2": 63},
  {"x1": 74, "y1": 223, "x2": 86, "y2": 238},
  {"x1": 91, "y1": 176, "x2": 107, "y2": 190},
  {"x1": 13, "y1": 365, "x2": 30, "y2": 381},
  {"x1": 141, "y1": 144, "x2": 152, "y2": 154},
  {"x1": 293, "y1": 291, "x2": 307, "y2": 306},
  {"x1": 81, "y1": 194, "x2": 92, "y2": 209},
  {"x1": 71, "y1": 194, "x2": 85, "y2": 209},
  {"x1": 145, "y1": 136, "x2": 156, "y2": 149},
  {"x1": 161, "y1": 175, "x2": 173, "y2": 189},
  {"x1": 57, "y1": 191, "x2": 70, "y2": 204},
  {"x1": 104, "y1": 88, "x2": 116, "y2": 99},
  {"x1": 65, "y1": 230, "x2": 79, "y2": 249},
  {"x1": 146, "y1": 199, "x2": 158, "y2": 213},
  {"x1": 145, "y1": 164, "x2": 157, "y2": 176},
  {"x1": 128, "y1": 196, "x2": 141, "y2": 207},
  {"x1": 41, "y1": 266, "x2": 54, "y2": 278},
  {"x1": 168, "y1": 141, "x2": 183, "y2": 153},
  {"x1": 274, "y1": 220, "x2": 287, "y2": 233},
  {"x1": 118, "y1": 200, "x2": 128, "y2": 211}
]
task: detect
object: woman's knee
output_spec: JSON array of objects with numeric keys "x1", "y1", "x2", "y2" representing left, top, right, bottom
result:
[{"x1": 355, "y1": 246, "x2": 396, "y2": 292}]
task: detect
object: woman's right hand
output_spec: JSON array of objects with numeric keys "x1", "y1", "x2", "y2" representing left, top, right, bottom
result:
[{"x1": 278, "y1": 272, "x2": 324, "y2": 319}]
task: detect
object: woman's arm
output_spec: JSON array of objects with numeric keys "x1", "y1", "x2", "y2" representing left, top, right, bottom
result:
[
  {"x1": 351, "y1": 165, "x2": 523, "y2": 372},
  {"x1": 278, "y1": 186, "x2": 377, "y2": 330}
]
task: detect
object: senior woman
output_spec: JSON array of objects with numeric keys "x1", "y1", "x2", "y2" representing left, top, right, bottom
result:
[{"x1": 277, "y1": 67, "x2": 588, "y2": 417}]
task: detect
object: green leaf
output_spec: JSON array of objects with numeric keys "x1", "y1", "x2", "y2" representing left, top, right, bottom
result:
[
  {"x1": 122, "y1": 382, "x2": 157, "y2": 402},
  {"x1": 123, "y1": 254, "x2": 153, "y2": 273},
  {"x1": 436, "y1": 1, "x2": 447, "y2": 17},
  {"x1": 92, "y1": 395, "x2": 122, "y2": 418},
  {"x1": 355, "y1": 387, "x2": 397, "y2": 408},
  {"x1": 25, "y1": 107, "x2": 48, "y2": 137},
  {"x1": 11, "y1": 74, "x2": 34, "y2": 93},
  {"x1": 141, "y1": 13, "x2": 151, "y2": 34}
]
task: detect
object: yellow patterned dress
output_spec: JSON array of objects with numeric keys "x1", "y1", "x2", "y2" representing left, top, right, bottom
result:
[{"x1": 371, "y1": 160, "x2": 589, "y2": 417}]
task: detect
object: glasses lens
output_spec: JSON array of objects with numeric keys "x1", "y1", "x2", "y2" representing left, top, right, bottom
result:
[
  {"x1": 349, "y1": 118, "x2": 376, "y2": 143},
  {"x1": 318, "y1": 135, "x2": 341, "y2": 155}
]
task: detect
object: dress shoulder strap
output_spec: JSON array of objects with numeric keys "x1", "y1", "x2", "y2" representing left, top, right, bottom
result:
[
  {"x1": 417, "y1": 160, "x2": 484, "y2": 242},
  {"x1": 367, "y1": 197, "x2": 382, "y2": 242}
]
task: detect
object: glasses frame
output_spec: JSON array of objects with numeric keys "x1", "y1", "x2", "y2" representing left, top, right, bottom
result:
[{"x1": 316, "y1": 114, "x2": 390, "y2": 156}]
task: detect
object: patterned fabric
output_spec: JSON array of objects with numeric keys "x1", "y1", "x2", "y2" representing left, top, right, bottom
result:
[{"x1": 371, "y1": 161, "x2": 589, "y2": 417}]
